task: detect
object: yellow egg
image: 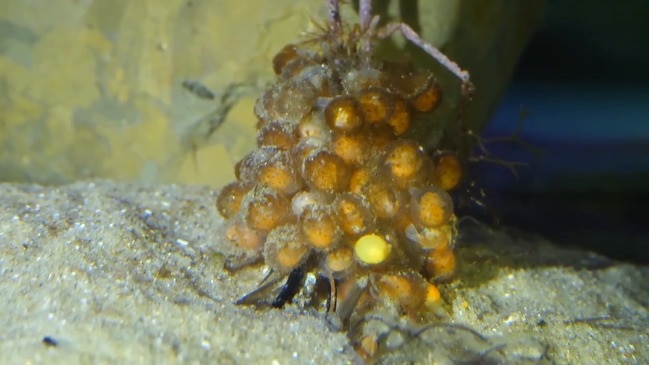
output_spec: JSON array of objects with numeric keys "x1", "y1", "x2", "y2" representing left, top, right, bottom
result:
[{"x1": 354, "y1": 234, "x2": 391, "y2": 265}]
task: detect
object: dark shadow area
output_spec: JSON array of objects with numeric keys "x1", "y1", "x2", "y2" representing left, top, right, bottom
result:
[{"x1": 475, "y1": 1, "x2": 649, "y2": 264}]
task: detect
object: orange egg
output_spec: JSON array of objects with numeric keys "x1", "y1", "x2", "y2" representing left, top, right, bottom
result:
[
  {"x1": 386, "y1": 97, "x2": 411, "y2": 135},
  {"x1": 335, "y1": 193, "x2": 375, "y2": 237},
  {"x1": 263, "y1": 224, "x2": 310, "y2": 272},
  {"x1": 433, "y1": 153, "x2": 464, "y2": 191},
  {"x1": 244, "y1": 187, "x2": 291, "y2": 232},
  {"x1": 325, "y1": 247, "x2": 354, "y2": 274},
  {"x1": 303, "y1": 150, "x2": 351, "y2": 192},
  {"x1": 225, "y1": 220, "x2": 263, "y2": 251},
  {"x1": 381, "y1": 139, "x2": 429, "y2": 189},
  {"x1": 324, "y1": 96, "x2": 363, "y2": 133},
  {"x1": 425, "y1": 283, "x2": 442, "y2": 307},
  {"x1": 292, "y1": 138, "x2": 325, "y2": 169},
  {"x1": 376, "y1": 273, "x2": 426, "y2": 313},
  {"x1": 413, "y1": 223, "x2": 455, "y2": 250},
  {"x1": 257, "y1": 120, "x2": 299, "y2": 150},
  {"x1": 257, "y1": 150, "x2": 301, "y2": 195},
  {"x1": 424, "y1": 247, "x2": 456, "y2": 281},
  {"x1": 235, "y1": 146, "x2": 277, "y2": 183},
  {"x1": 410, "y1": 80, "x2": 442, "y2": 113},
  {"x1": 277, "y1": 245, "x2": 309, "y2": 270},
  {"x1": 332, "y1": 133, "x2": 369, "y2": 166},
  {"x1": 366, "y1": 183, "x2": 404, "y2": 219},
  {"x1": 358, "y1": 89, "x2": 393, "y2": 124},
  {"x1": 412, "y1": 187, "x2": 453, "y2": 227},
  {"x1": 367, "y1": 124, "x2": 395, "y2": 150},
  {"x1": 349, "y1": 167, "x2": 372, "y2": 195},
  {"x1": 300, "y1": 205, "x2": 340, "y2": 249},
  {"x1": 272, "y1": 44, "x2": 298, "y2": 75},
  {"x1": 216, "y1": 182, "x2": 251, "y2": 219}
]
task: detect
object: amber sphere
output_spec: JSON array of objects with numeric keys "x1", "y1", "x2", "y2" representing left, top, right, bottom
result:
[
  {"x1": 386, "y1": 97, "x2": 411, "y2": 136},
  {"x1": 424, "y1": 247, "x2": 456, "y2": 281},
  {"x1": 257, "y1": 120, "x2": 299, "y2": 150},
  {"x1": 303, "y1": 150, "x2": 351, "y2": 192},
  {"x1": 358, "y1": 89, "x2": 393, "y2": 124},
  {"x1": 272, "y1": 44, "x2": 299, "y2": 75},
  {"x1": 244, "y1": 187, "x2": 291, "y2": 232},
  {"x1": 256, "y1": 150, "x2": 301, "y2": 195},
  {"x1": 332, "y1": 133, "x2": 369, "y2": 166},
  {"x1": 411, "y1": 187, "x2": 453, "y2": 228},
  {"x1": 410, "y1": 80, "x2": 442, "y2": 113},
  {"x1": 381, "y1": 139, "x2": 429, "y2": 189},
  {"x1": 336, "y1": 193, "x2": 375, "y2": 237},
  {"x1": 300, "y1": 205, "x2": 340, "y2": 249},
  {"x1": 433, "y1": 153, "x2": 464, "y2": 191},
  {"x1": 216, "y1": 181, "x2": 251, "y2": 219},
  {"x1": 225, "y1": 220, "x2": 263, "y2": 251},
  {"x1": 324, "y1": 96, "x2": 364, "y2": 133},
  {"x1": 263, "y1": 224, "x2": 310, "y2": 273}
]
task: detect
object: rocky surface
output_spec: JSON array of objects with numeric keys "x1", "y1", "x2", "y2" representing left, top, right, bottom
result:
[
  {"x1": 0, "y1": 0, "x2": 542, "y2": 186},
  {"x1": 1, "y1": 181, "x2": 646, "y2": 364}
]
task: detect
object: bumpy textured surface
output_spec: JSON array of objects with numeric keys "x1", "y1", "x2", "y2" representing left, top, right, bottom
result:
[
  {"x1": 1, "y1": 181, "x2": 647, "y2": 364},
  {"x1": 216, "y1": 3, "x2": 472, "y2": 358}
]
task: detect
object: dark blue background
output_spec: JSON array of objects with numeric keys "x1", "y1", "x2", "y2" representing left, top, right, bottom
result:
[{"x1": 471, "y1": 2, "x2": 649, "y2": 263}]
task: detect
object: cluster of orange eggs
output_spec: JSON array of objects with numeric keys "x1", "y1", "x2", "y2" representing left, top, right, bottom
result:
[{"x1": 216, "y1": 38, "x2": 463, "y2": 319}]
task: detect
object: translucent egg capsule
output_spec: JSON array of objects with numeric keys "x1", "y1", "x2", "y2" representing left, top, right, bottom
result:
[
  {"x1": 298, "y1": 113, "x2": 329, "y2": 141},
  {"x1": 342, "y1": 67, "x2": 385, "y2": 95},
  {"x1": 375, "y1": 272, "x2": 427, "y2": 313},
  {"x1": 302, "y1": 150, "x2": 351, "y2": 192},
  {"x1": 366, "y1": 124, "x2": 395, "y2": 150},
  {"x1": 409, "y1": 77, "x2": 442, "y2": 113},
  {"x1": 332, "y1": 133, "x2": 369, "y2": 166},
  {"x1": 257, "y1": 149, "x2": 302, "y2": 195},
  {"x1": 272, "y1": 44, "x2": 299, "y2": 75},
  {"x1": 381, "y1": 68, "x2": 430, "y2": 97},
  {"x1": 235, "y1": 146, "x2": 277, "y2": 183},
  {"x1": 405, "y1": 222, "x2": 454, "y2": 250},
  {"x1": 423, "y1": 247, "x2": 456, "y2": 281},
  {"x1": 242, "y1": 186, "x2": 291, "y2": 232},
  {"x1": 366, "y1": 182, "x2": 404, "y2": 219},
  {"x1": 257, "y1": 120, "x2": 299, "y2": 150},
  {"x1": 292, "y1": 137, "x2": 326, "y2": 168},
  {"x1": 324, "y1": 96, "x2": 364, "y2": 133},
  {"x1": 381, "y1": 139, "x2": 430, "y2": 189},
  {"x1": 358, "y1": 89, "x2": 393, "y2": 125},
  {"x1": 433, "y1": 152, "x2": 464, "y2": 191},
  {"x1": 279, "y1": 57, "x2": 319, "y2": 80},
  {"x1": 300, "y1": 205, "x2": 341, "y2": 249},
  {"x1": 349, "y1": 167, "x2": 373, "y2": 195},
  {"x1": 216, "y1": 181, "x2": 251, "y2": 219},
  {"x1": 290, "y1": 190, "x2": 328, "y2": 217},
  {"x1": 410, "y1": 186, "x2": 453, "y2": 228},
  {"x1": 386, "y1": 97, "x2": 411, "y2": 136},
  {"x1": 324, "y1": 247, "x2": 355, "y2": 278},
  {"x1": 225, "y1": 218, "x2": 264, "y2": 252},
  {"x1": 256, "y1": 79, "x2": 317, "y2": 123},
  {"x1": 335, "y1": 193, "x2": 375, "y2": 237},
  {"x1": 264, "y1": 224, "x2": 310, "y2": 273}
]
